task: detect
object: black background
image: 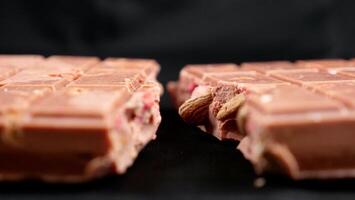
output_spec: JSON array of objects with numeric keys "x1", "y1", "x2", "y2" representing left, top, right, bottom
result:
[{"x1": 1, "y1": 0, "x2": 355, "y2": 199}]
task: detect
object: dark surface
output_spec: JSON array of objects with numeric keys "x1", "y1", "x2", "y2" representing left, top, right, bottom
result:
[
  {"x1": 1, "y1": 0, "x2": 355, "y2": 199},
  {"x1": 0, "y1": 109, "x2": 355, "y2": 199}
]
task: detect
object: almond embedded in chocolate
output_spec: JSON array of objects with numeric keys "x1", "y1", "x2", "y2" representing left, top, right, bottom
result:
[
  {"x1": 171, "y1": 61, "x2": 355, "y2": 180},
  {"x1": 216, "y1": 93, "x2": 246, "y2": 120},
  {"x1": 236, "y1": 105, "x2": 249, "y2": 136},
  {"x1": 178, "y1": 91, "x2": 213, "y2": 125}
]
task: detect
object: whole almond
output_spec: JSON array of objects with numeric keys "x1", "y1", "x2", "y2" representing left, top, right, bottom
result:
[
  {"x1": 178, "y1": 92, "x2": 213, "y2": 125},
  {"x1": 216, "y1": 94, "x2": 245, "y2": 120}
]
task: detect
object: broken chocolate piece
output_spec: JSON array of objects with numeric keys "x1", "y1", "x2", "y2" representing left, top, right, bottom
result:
[
  {"x1": 0, "y1": 55, "x2": 162, "y2": 182},
  {"x1": 169, "y1": 59, "x2": 355, "y2": 179}
]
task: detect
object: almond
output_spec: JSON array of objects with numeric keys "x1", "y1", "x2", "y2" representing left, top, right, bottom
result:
[
  {"x1": 216, "y1": 94, "x2": 245, "y2": 120},
  {"x1": 236, "y1": 105, "x2": 248, "y2": 136},
  {"x1": 178, "y1": 91, "x2": 213, "y2": 125}
]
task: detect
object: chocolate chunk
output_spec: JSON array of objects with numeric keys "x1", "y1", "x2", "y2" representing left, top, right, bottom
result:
[
  {"x1": 170, "y1": 59, "x2": 355, "y2": 179},
  {"x1": 0, "y1": 55, "x2": 162, "y2": 182}
]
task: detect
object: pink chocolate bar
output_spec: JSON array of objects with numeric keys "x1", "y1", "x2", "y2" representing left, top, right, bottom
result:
[
  {"x1": 0, "y1": 55, "x2": 162, "y2": 182},
  {"x1": 169, "y1": 59, "x2": 355, "y2": 179}
]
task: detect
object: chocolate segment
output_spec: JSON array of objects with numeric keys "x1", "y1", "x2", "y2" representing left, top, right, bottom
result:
[
  {"x1": 0, "y1": 55, "x2": 162, "y2": 182},
  {"x1": 295, "y1": 59, "x2": 353, "y2": 68},
  {"x1": 241, "y1": 61, "x2": 295, "y2": 74},
  {"x1": 0, "y1": 55, "x2": 44, "y2": 69},
  {"x1": 270, "y1": 69, "x2": 354, "y2": 85},
  {"x1": 103, "y1": 58, "x2": 160, "y2": 79},
  {"x1": 169, "y1": 59, "x2": 355, "y2": 179}
]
